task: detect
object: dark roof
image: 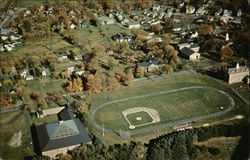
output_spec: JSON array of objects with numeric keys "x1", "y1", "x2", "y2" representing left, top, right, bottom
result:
[
  {"x1": 179, "y1": 39, "x2": 190, "y2": 44},
  {"x1": 36, "y1": 118, "x2": 92, "y2": 152},
  {"x1": 181, "y1": 47, "x2": 195, "y2": 56},
  {"x1": 59, "y1": 108, "x2": 75, "y2": 121},
  {"x1": 138, "y1": 56, "x2": 161, "y2": 67},
  {"x1": 190, "y1": 43, "x2": 199, "y2": 48}
]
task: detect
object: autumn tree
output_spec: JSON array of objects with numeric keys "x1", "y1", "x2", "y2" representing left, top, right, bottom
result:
[
  {"x1": 135, "y1": 66, "x2": 145, "y2": 78},
  {"x1": 198, "y1": 24, "x2": 214, "y2": 36},
  {"x1": 86, "y1": 73, "x2": 102, "y2": 93},
  {"x1": 219, "y1": 44, "x2": 233, "y2": 60},
  {"x1": 48, "y1": 91, "x2": 65, "y2": 105},
  {"x1": 16, "y1": 86, "x2": 31, "y2": 101},
  {"x1": 74, "y1": 101, "x2": 89, "y2": 114},
  {"x1": 106, "y1": 76, "x2": 120, "y2": 90},
  {"x1": 0, "y1": 92, "x2": 13, "y2": 106},
  {"x1": 66, "y1": 78, "x2": 84, "y2": 92},
  {"x1": 151, "y1": 23, "x2": 163, "y2": 34},
  {"x1": 31, "y1": 92, "x2": 47, "y2": 109}
]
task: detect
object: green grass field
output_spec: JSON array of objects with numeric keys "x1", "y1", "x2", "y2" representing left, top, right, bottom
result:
[
  {"x1": 126, "y1": 111, "x2": 153, "y2": 126},
  {"x1": 0, "y1": 111, "x2": 34, "y2": 159},
  {"x1": 87, "y1": 73, "x2": 247, "y2": 144},
  {"x1": 94, "y1": 87, "x2": 232, "y2": 131}
]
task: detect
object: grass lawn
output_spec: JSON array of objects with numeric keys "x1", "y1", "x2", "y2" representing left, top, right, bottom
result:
[
  {"x1": 31, "y1": 114, "x2": 58, "y2": 125},
  {"x1": 87, "y1": 73, "x2": 247, "y2": 144},
  {"x1": 27, "y1": 78, "x2": 66, "y2": 95},
  {"x1": 75, "y1": 24, "x2": 130, "y2": 45},
  {"x1": 16, "y1": 0, "x2": 46, "y2": 7},
  {"x1": 235, "y1": 87, "x2": 249, "y2": 101},
  {"x1": 94, "y1": 87, "x2": 231, "y2": 131},
  {"x1": 0, "y1": 111, "x2": 34, "y2": 159}
]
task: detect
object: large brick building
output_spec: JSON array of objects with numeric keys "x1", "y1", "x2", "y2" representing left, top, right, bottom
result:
[
  {"x1": 34, "y1": 108, "x2": 92, "y2": 158},
  {"x1": 226, "y1": 63, "x2": 249, "y2": 84}
]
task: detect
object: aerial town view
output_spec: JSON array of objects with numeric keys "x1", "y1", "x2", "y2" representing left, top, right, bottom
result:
[{"x1": 0, "y1": 0, "x2": 249, "y2": 159}]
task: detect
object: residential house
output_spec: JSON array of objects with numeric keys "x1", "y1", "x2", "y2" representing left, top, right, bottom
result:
[
  {"x1": 20, "y1": 69, "x2": 29, "y2": 78},
  {"x1": 152, "y1": 4, "x2": 161, "y2": 11},
  {"x1": 190, "y1": 43, "x2": 200, "y2": 52},
  {"x1": 186, "y1": 5, "x2": 195, "y2": 14},
  {"x1": 58, "y1": 56, "x2": 68, "y2": 62},
  {"x1": 177, "y1": 39, "x2": 191, "y2": 50},
  {"x1": 226, "y1": 63, "x2": 249, "y2": 84},
  {"x1": 112, "y1": 34, "x2": 133, "y2": 43},
  {"x1": 127, "y1": 22, "x2": 140, "y2": 29},
  {"x1": 98, "y1": 16, "x2": 115, "y2": 25},
  {"x1": 74, "y1": 69, "x2": 85, "y2": 76},
  {"x1": 137, "y1": 56, "x2": 161, "y2": 72},
  {"x1": 26, "y1": 75, "x2": 34, "y2": 81},
  {"x1": 180, "y1": 47, "x2": 200, "y2": 61},
  {"x1": 67, "y1": 67, "x2": 75, "y2": 72},
  {"x1": 34, "y1": 108, "x2": 92, "y2": 158},
  {"x1": 42, "y1": 69, "x2": 49, "y2": 77}
]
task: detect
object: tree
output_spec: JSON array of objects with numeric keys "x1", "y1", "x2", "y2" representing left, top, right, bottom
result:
[
  {"x1": 74, "y1": 101, "x2": 89, "y2": 114},
  {"x1": 135, "y1": 66, "x2": 144, "y2": 78},
  {"x1": 219, "y1": 44, "x2": 233, "y2": 60},
  {"x1": 31, "y1": 92, "x2": 47, "y2": 109},
  {"x1": 162, "y1": 64, "x2": 173, "y2": 74},
  {"x1": 198, "y1": 24, "x2": 214, "y2": 36},
  {"x1": 16, "y1": 86, "x2": 31, "y2": 101},
  {"x1": 86, "y1": 73, "x2": 102, "y2": 93},
  {"x1": 66, "y1": 78, "x2": 84, "y2": 92},
  {"x1": 151, "y1": 23, "x2": 163, "y2": 34},
  {"x1": 106, "y1": 76, "x2": 120, "y2": 90},
  {"x1": 61, "y1": 70, "x2": 72, "y2": 79},
  {"x1": 0, "y1": 92, "x2": 13, "y2": 106},
  {"x1": 48, "y1": 91, "x2": 65, "y2": 105}
]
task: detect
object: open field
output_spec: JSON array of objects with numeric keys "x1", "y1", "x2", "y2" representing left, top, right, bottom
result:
[
  {"x1": 94, "y1": 86, "x2": 233, "y2": 131},
  {"x1": 27, "y1": 78, "x2": 66, "y2": 95},
  {"x1": 87, "y1": 73, "x2": 247, "y2": 143},
  {"x1": 0, "y1": 111, "x2": 34, "y2": 159},
  {"x1": 16, "y1": 0, "x2": 46, "y2": 7}
]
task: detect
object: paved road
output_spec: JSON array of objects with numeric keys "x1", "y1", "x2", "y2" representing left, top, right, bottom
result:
[
  {"x1": 91, "y1": 86, "x2": 235, "y2": 137},
  {"x1": 0, "y1": 101, "x2": 22, "y2": 113}
]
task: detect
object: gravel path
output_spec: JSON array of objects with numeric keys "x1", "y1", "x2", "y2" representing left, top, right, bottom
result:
[{"x1": 91, "y1": 86, "x2": 235, "y2": 137}]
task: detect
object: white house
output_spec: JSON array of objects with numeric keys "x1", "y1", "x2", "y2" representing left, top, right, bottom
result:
[
  {"x1": 186, "y1": 5, "x2": 195, "y2": 14},
  {"x1": 127, "y1": 22, "x2": 140, "y2": 29},
  {"x1": 59, "y1": 56, "x2": 68, "y2": 62},
  {"x1": 26, "y1": 75, "x2": 34, "y2": 81},
  {"x1": 98, "y1": 16, "x2": 115, "y2": 25},
  {"x1": 180, "y1": 47, "x2": 200, "y2": 61}
]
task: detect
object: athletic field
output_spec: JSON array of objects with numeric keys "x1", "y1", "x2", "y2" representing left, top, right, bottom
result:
[{"x1": 93, "y1": 86, "x2": 233, "y2": 131}]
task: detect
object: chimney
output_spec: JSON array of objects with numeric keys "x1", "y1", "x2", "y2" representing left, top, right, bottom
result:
[{"x1": 236, "y1": 63, "x2": 239, "y2": 69}]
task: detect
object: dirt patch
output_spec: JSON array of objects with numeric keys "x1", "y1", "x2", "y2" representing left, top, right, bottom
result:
[
  {"x1": 122, "y1": 107, "x2": 160, "y2": 126},
  {"x1": 8, "y1": 131, "x2": 22, "y2": 147}
]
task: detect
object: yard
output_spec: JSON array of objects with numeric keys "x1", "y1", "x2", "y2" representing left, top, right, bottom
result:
[
  {"x1": 16, "y1": 0, "x2": 46, "y2": 7},
  {"x1": 0, "y1": 111, "x2": 34, "y2": 159},
  {"x1": 27, "y1": 78, "x2": 66, "y2": 96}
]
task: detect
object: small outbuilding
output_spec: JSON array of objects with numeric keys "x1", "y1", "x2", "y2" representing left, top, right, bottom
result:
[{"x1": 180, "y1": 47, "x2": 200, "y2": 61}]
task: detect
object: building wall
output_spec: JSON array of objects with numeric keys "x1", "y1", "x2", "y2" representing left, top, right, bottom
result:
[
  {"x1": 178, "y1": 44, "x2": 190, "y2": 50},
  {"x1": 39, "y1": 107, "x2": 65, "y2": 118},
  {"x1": 42, "y1": 145, "x2": 79, "y2": 158},
  {"x1": 191, "y1": 47, "x2": 200, "y2": 53},
  {"x1": 228, "y1": 72, "x2": 249, "y2": 84},
  {"x1": 189, "y1": 53, "x2": 200, "y2": 60}
]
